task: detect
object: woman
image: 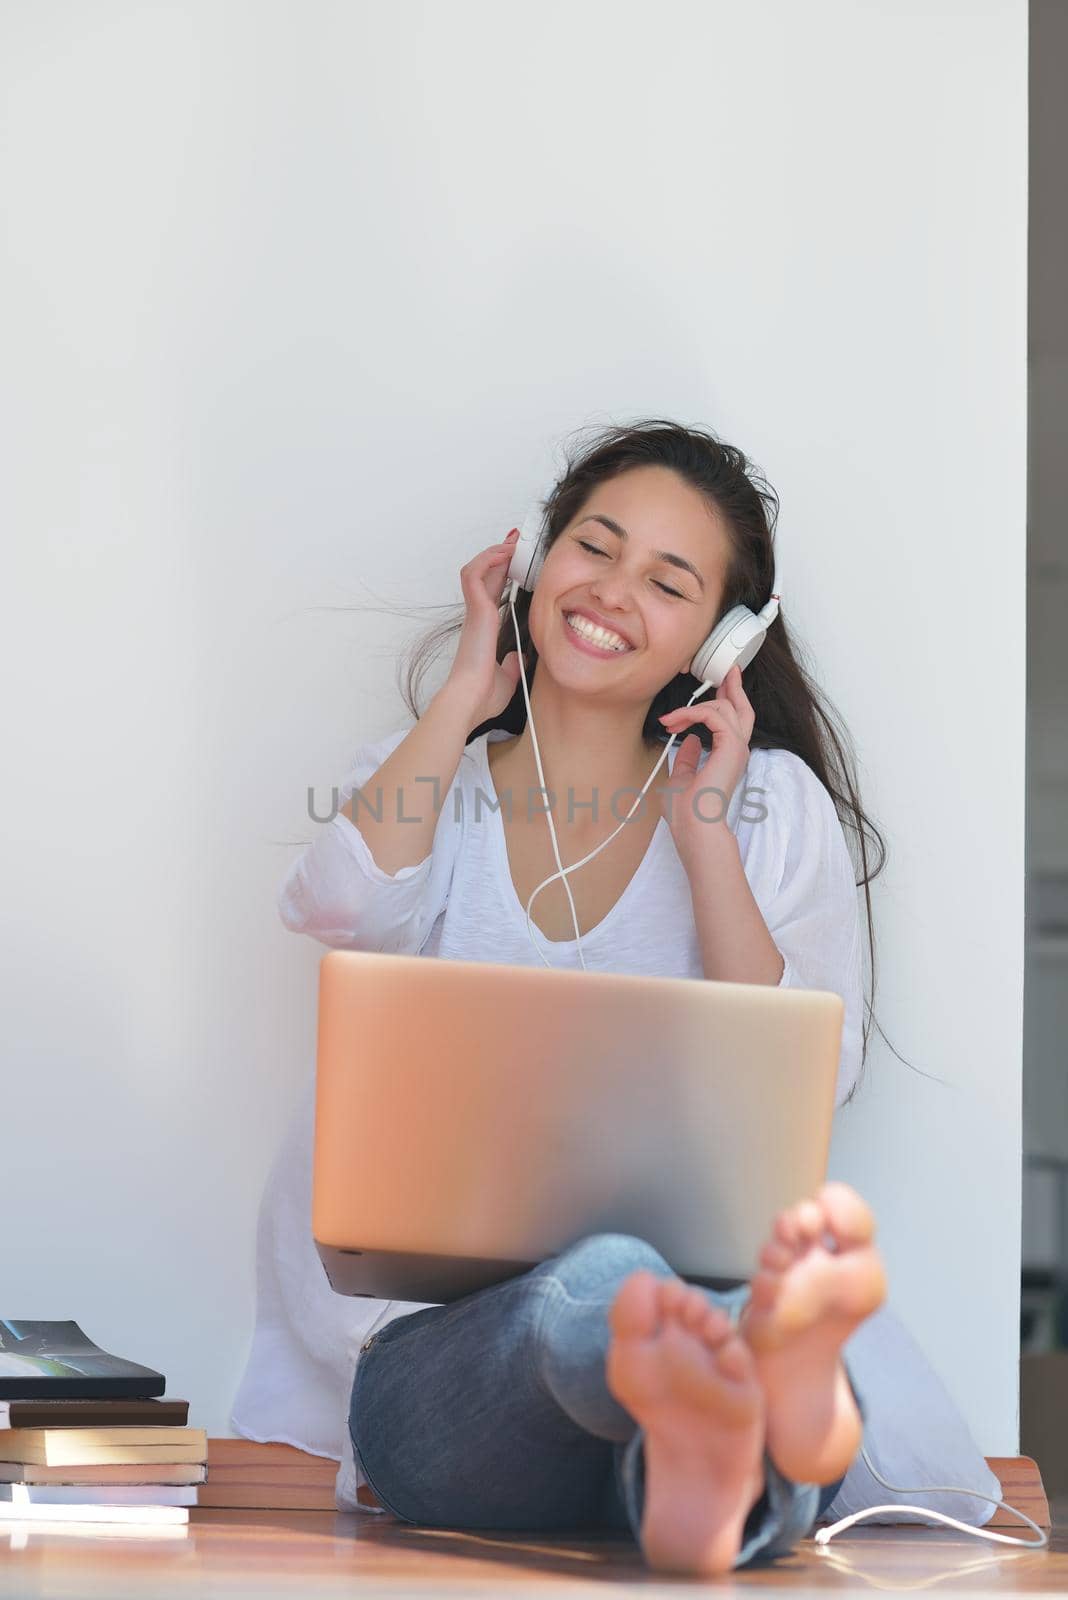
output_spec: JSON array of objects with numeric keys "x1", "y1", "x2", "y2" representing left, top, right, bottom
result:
[{"x1": 267, "y1": 420, "x2": 891, "y2": 1574}]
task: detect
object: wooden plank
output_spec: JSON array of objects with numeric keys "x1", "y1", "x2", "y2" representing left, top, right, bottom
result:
[
  {"x1": 198, "y1": 1483, "x2": 341, "y2": 1510},
  {"x1": 205, "y1": 1441, "x2": 337, "y2": 1510},
  {"x1": 985, "y1": 1457, "x2": 1050, "y2": 1531},
  {"x1": 207, "y1": 1440, "x2": 335, "y2": 1471},
  {"x1": 205, "y1": 1441, "x2": 1049, "y2": 1526}
]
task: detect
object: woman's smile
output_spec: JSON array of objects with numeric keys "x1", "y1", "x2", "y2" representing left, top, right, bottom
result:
[{"x1": 562, "y1": 608, "x2": 636, "y2": 657}]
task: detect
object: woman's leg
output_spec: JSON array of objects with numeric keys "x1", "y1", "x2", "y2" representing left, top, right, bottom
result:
[
  {"x1": 350, "y1": 1230, "x2": 866, "y2": 1563},
  {"x1": 349, "y1": 1240, "x2": 631, "y2": 1531}
]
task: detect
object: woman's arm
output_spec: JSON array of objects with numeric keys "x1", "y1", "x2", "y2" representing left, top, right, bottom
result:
[
  {"x1": 685, "y1": 825, "x2": 786, "y2": 985},
  {"x1": 277, "y1": 713, "x2": 466, "y2": 954},
  {"x1": 659, "y1": 664, "x2": 866, "y2": 1104},
  {"x1": 657, "y1": 666, "x2": 784, "y2": 984},
  {"x1": 342, "y1": 682, "x2": 480, "y2": 875}
]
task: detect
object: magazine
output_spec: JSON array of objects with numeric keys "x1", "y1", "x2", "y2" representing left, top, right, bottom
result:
[{"x1": 0, "y1": 1322, "x2": 165, "y2": 1400}]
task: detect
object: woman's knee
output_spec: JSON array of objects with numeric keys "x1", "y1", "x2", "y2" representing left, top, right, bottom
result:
[{"x1": 547, "y1": 1231, "x2": 673, "y2": 1294}]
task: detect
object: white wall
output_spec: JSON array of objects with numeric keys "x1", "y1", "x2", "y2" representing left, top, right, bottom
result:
[{"x1": 1, "y1": 1, "x2": 1026, "y2": 1451}]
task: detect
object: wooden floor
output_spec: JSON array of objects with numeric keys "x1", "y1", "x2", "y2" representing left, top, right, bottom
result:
[{"x1": 0, "y1": 1450, "x2": 1058, "y2": 1598}]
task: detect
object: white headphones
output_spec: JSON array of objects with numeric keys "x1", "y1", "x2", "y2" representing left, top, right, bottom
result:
[{"x1": 498, "y1": 500, "x2": 782, "y2": 972}]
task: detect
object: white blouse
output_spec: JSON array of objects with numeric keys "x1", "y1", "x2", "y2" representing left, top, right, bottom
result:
[
  {"x1": 279, "y1": 725, "x2": 865, "y2": 1096},
  {"x1": 231, "y1": 723, "x2": 867, "y2": 1510}
]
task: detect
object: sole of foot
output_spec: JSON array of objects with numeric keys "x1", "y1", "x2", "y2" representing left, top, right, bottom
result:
[
  {"x1": 605, "y1": 1270, "x2": 768, "y2": 1577},
  {"x1": 738, "y1": 1180, "x2": 888, "y2": 1487}
]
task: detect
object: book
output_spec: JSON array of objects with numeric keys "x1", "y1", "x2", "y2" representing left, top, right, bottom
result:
[
  {"x1": 0, "y1": 1499, "x2": 187, "y2": 1525},
  {"x1": 0, "y1": 1461, "x2": 206, "y2": 1485},
  {"x1": 0, "y1": 1483, "x2": 197, "y2": 1507},
  {"x1": 196, "y1": 1482, "x2": 333, "y2": 1510},
  {"x1": 0, "y1": 1398, "x2": 188, "y2": 1428},
  {"x1": 0, "y1": 1427, "x2": 207, "y2": 1464},
  {"x1": 0, "y1": 1321, "x2": 164, "y2": 1400},
  {"x1": 0, "y1": 1435, "x2": 206, "y2": 1467}
]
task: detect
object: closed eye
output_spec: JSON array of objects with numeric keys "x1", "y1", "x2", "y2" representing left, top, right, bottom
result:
[{"x1": 577, "y1": 540, "x2": 686, "y2": 599}]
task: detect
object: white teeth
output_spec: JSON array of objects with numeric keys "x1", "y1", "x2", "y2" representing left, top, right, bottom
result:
[{"x1": 565, "y1": 612, "x2": 631, "y2": 652}]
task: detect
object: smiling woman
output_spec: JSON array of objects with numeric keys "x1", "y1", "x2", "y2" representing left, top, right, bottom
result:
[{"x1": 242, "y1": 415, "x2": 944, "y2": 1577}]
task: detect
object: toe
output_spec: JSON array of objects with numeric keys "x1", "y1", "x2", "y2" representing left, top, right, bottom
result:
[
  {"x1": 749, "y1": 1269, "x2": 779, "y2": 1310},
  {"x1": 774, "y1": 1211, "x2": 802, "y2": 1250},
  {"x1": 715, "y1": 1333, "x2": 756, "y2": 1385},
  {"x1": 759, "y1": 1240, "x2": 793, "y2": 1272},
  {"x1": 681, "y1": 1288, "x2": 709, "y2": 1330},
  {"x1": 609, "y1": 1270, "x2": 663, "y2": 1340},
  {"x1": 701, "y1": 1306, "x2": 733, "y2": 1344},
  {"x1": 795, "y1": 1200, "x2": 824, "y2": 1242},
  {"x1": 659, "y1": 1278, "x2": 689, "y2": 1319},
  {"x1": 819, "y1": 1183, "x2": 876, "y2": 1248}
]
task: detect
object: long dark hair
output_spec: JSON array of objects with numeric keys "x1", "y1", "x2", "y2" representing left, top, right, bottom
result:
[{"x1": 394, "y1": 418, "x2": 923, "y2": 1104}]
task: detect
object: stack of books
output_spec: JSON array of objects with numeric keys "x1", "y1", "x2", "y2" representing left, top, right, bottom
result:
[{"x1": 0, "y1": 1319, "x2": 205, "y2": 1528}]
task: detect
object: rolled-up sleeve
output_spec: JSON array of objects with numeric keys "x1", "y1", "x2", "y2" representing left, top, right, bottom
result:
[
  {"x1": 738, "y1": 748, "x2": 866, "y2": 1108},
  {"x1": 277, "y1": 726, "x2": 460, "y2": 956}
]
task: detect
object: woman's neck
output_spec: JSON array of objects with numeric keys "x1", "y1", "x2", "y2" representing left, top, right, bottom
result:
[{"x1": 492, "y1": 676, "x2": 667, "y2": 821}]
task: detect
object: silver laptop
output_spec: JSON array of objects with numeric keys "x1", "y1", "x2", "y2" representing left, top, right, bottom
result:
[{"x1": 312, "y1": 950, "x2": 843, "y2": 1303}]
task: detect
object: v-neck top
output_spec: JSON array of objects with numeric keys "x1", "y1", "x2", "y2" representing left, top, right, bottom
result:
[{"x1": 477, "y1": 733, "x2": 672, "y2": 952}]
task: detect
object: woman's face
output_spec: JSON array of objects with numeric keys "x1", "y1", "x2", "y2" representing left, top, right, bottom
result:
[{"x1": 528, "y1": 465, "x2": 733, "y2": 701}]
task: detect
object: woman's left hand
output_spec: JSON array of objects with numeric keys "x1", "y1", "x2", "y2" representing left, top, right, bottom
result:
[{"x1": 656, "y1": 665, "x2": 755, "y2": 866}]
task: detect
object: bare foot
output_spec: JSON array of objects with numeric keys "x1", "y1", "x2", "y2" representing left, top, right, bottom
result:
[
  {"x1": 738, "y1": 1181, "x2": 887, "y2": 1487},
  {"x1": 605, "y1": 1270, "x2": 768, "y2": 1576}
]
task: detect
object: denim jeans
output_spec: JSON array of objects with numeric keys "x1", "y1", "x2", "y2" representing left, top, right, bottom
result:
[{"x1": 349, "y1": 1231, "x2": 867, "y2": 1570}]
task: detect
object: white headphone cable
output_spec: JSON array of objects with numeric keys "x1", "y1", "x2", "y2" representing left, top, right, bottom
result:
[
  {"x1": 505, "y1": 584, "x2": 712, "y2": 971},
  {"x1": 815, "y1": 1446, "x2": 1048, "y2": 1549}
]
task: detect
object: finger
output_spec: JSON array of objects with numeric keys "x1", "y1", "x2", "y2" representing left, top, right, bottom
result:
[
  {"x1": 669, "y1": 730, "x2": 704, "y2": 780},
  {"x1": 469, "y1": 538, "x2": 519, "y2": 575},
  {"x1": 660, "y1": 702, "x2": 741, "y2": 738},
  {"x1": 461, "y1": 553, "x2": 509, "y2": 593},
  {"x1": 463, "y1": 546, "x2": 510, "y2": 577},
  {"x1": 718, "y1": 664, "x2": 754, "y2": 723},
  {"x1": 475, "y1": 549, "x2": 514, "y2": 576},
  {"x1": 713, "y1": 672, "x2": 754, "y2": 739},
  {"x1": 716, "y1": 665, "x2": 740, "y2": 705}
]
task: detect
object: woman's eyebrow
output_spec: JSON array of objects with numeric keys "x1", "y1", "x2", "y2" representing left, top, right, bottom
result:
[{"x1": 577, "y1": 514, "x2": 706, "y2": 592}]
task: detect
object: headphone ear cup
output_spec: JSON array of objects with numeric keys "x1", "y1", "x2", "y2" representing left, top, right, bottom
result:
[
  {"x1": 507, "y1": 503, "x2": 547, "y2": 592},
  {"x1": 689, "y1": 605, "x2": 768, "y2": 686}
]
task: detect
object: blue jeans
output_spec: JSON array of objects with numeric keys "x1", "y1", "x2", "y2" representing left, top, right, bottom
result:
[{"x1": 349, "y1": 1231, "x2": 867, "y2": 1569}]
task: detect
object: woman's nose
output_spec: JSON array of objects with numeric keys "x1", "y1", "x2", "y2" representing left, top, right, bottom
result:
[{"x1": 589, "y1": 569, "x2": 636, "y2": 612}]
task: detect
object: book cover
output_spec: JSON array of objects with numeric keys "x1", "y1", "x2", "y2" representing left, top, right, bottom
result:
[
  {"x1": 0, "y1": 1399, "x2": 188, "y2": 1428},
  {"x1": 0, "y1": 1322, "x2": 165, "y2": 1400}
]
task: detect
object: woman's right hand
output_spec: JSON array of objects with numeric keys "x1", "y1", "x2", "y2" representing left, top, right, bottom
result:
[{"x1": 444, "y1": 529, "x2": 525, "y2": 725}]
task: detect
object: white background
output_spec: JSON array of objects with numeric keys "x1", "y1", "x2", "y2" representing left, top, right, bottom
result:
[{"x1": 1, "y1": 1, "x2": 1026, "y2": 1451}]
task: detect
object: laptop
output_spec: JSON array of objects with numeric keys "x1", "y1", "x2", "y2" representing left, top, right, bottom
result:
[{"x1": 312, "y1": 950, "x2": 843, "y2": 1303}]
